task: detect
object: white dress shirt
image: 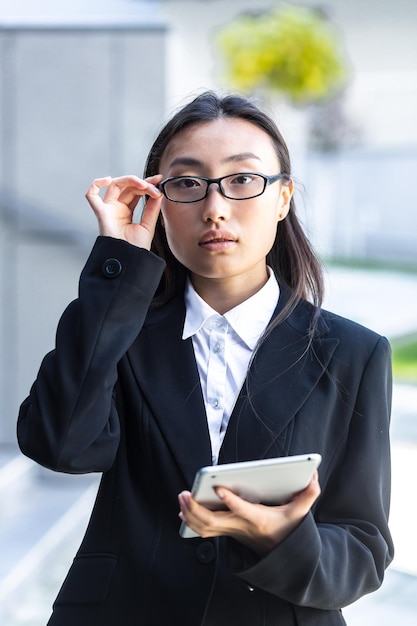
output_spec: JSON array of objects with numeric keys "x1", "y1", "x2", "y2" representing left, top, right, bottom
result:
[{"x1": 182, "y1": 270, "x2": 279, "y2": 464}]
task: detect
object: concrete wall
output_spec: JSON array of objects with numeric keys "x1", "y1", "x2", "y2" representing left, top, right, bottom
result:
[
  {"x1": 0, "y1": 17, "x2": 166, "y2": 443},
  {"x1": 301, "y1": 147, "x2": 417, "y2": 261}
]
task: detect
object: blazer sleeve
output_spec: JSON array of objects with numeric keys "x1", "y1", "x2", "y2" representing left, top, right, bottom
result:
[
  {"x1": 17, "y1": 236, "x2": 165, "y2": 474},
  {"x1": 231, "y1": 334, "x2": 394, "y2": 610}
]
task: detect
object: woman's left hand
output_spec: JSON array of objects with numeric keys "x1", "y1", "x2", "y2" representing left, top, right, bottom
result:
[{"x1": 178, "y1": 472, "x2": 320, "y2": 556}]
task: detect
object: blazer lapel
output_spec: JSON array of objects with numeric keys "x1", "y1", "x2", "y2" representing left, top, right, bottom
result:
[
  {"x1": 219, "y1": 297, "x2": 339, "y2": 463},
  {"x1": 128, "y1": 297, "x2": 212, "y2": 487},
  {"x1": 128, "y1": 290, "x2": 339, "y2": 481}
]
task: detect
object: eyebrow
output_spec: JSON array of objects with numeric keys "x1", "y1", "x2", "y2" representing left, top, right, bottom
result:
[
  {"x1": 168, "y1": 152, "x2": 262, "y2": 169},
  {"x1": 224, "y1": 152, "x2": 262, "y2": 164}
]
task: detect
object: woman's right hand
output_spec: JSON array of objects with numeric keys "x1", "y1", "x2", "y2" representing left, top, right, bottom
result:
[
  {"x1": 85, "y1": 174, "x2": 163, "y2": 249},
  {"x1": 178, "y1": 472, "x2": 321, "y2": 557}
]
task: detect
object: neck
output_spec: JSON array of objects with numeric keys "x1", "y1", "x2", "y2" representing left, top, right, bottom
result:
[{"x1": 190, "y1": 269, "x2": 269, "y2": 315}]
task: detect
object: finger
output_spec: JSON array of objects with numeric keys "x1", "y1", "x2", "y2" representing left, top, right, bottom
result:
[
  {"x1": 213, "y1": 487, "x2": 265, "y2": 529},
  {"x1": 117, "y1": 186, "x2": 145, "y2": 207},
  {"x1": 291, "y1": 471, "x2": 321, "y2": 512},
  {"x1": 102, "y1": 179, "x2": 141, "y2": 204},
  {"x1": 178, "y1": 490, "x2": 192, "y2": 503},
  {"x1": 178, "y1": 491, "x2": 218, "y2": 531},
  {"x1": 178, "y1": 491, "x2": 199, "y2": 525},
  {"x1": 85, "y1": 176, "x2": 112, "y2": 208},
  {"x1": 145, "y1": 174, "x2": 164, "y2": 185},
  {"x1": 143, "y1": 174, "x2": 164, "y2": 199},
  {"x1": 116, "y1": 180, "x2": 162, "y2": 207},
  {"x1": 178, "y1": 490, "x2": 201, "y2": 518},
  {"x1": 86, "y1": 176, "x2": 112, "y2": 196},
  {"x1": 110, "y1": 175, "x2": 162, "y2": 200},
  {"x1": 214, "y1": 473, "x2": 320, "y2": 527},
  {"x1": 109, "y1": 174, "x2": 148, "y2": 187},
  {"x1": 144, "y1": 177, "x2": 163, "y2": 199},
  {"x1": 139, "y1": 194, "x2": 163, "y2": 234}
]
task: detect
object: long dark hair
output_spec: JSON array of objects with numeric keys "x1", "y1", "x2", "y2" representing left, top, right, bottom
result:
[{"x1": 145, "y1": 91, "x2": 324, "y2": 335}]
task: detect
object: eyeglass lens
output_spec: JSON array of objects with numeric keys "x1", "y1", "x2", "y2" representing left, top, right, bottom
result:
[{"x1": 163, "y1": 173, "x2": 266, "y2": 202}]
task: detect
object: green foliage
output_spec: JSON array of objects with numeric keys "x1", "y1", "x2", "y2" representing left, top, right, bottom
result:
[
  {"x1": 217, "y1": 4, "x2": 349, "y2": 106},
  {"x1": 391, "y1": 334, "x2": 417, "y2": 383}
]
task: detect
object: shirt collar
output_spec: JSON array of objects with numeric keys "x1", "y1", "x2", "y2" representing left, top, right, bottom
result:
[{"x1": 182, "y1": 269, "x2": 279, "y2": 349}]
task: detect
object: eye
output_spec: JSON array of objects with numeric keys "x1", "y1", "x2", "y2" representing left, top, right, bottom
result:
[
  {"x1": 171, "y1": 177, "x2": 202, "y2": 189},
  {"x1": 229, "y1": 174, "x2": 257, "y2": 185}
]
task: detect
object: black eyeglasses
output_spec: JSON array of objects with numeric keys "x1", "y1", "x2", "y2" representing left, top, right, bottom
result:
[{"x1": 158, "y1": 172, "x2": 290, "y2": 203}]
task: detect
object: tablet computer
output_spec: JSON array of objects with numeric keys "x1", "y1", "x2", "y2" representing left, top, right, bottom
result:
[{"x1": 179, "y1": 453, "x2": 321, "y2": 538}]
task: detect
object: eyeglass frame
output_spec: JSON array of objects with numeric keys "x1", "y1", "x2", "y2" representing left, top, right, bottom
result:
[{"x1": 157, "y1": 172, "x2": 291, "y2": 203}]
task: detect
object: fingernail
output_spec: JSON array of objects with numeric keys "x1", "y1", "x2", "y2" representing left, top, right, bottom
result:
[{"x1": 178, "y1": 491, "x2": 190, "y2": 506}]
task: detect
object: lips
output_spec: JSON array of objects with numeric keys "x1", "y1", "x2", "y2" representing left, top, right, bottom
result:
[{"x1": 199, "y1": 230, "x2": 237, "y2": 246}]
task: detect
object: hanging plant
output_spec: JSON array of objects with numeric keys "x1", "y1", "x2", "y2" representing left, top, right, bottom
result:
[{"x1": 216, "y1": 4, "x2": 349, "y2": 106}]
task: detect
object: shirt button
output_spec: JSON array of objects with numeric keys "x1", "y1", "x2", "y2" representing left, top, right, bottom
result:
[
  {"x1": 213, "y1": 342, "x2": 221, "y2": 353},
  {"x1": 212, "y1": 399, "x2": 219, "y2": 409}
]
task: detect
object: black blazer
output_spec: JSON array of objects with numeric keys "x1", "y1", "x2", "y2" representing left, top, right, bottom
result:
[{"x1": 18, "y1": 237, "x2": 394, "y2": 626}]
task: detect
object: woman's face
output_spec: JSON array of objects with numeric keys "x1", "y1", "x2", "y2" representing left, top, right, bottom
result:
[{"x1": 159, "y1": 117, "x2": 293, "y2": 300}]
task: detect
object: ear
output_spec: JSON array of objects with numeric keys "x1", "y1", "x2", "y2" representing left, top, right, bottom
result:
[{"x1": 277, "y1": 179, "x2": 294, "y2": 222}]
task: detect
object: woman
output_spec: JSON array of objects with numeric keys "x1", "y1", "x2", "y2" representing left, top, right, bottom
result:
[{"x1": 17, "y1": 92, "x2": 393, "y2": 625}]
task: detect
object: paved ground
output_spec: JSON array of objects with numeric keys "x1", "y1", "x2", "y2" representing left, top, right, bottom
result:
[
  {"x1": 1, "y1": 265, "x2": 416, "y2": 624},
  {"x1": 325, "y1": 266, "x2": 417, "y2": 623}
]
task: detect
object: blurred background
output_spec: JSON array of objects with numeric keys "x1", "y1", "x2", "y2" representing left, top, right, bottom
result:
[{"x1": 1, "y1": 0, "x2": 416, "y2": 623}]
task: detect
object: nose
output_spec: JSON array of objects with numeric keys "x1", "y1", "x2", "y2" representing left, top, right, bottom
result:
[{"x1": 201, "y1": 184, "x2": 231, "y2": 222}]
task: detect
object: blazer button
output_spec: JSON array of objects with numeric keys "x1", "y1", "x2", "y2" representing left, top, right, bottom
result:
[
  {"x1": 102, "y1": 258, "x2": 122, "y2": 278},
  {"x1": 195, "y1": 541, "x2": 215, "y2": 564}
]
